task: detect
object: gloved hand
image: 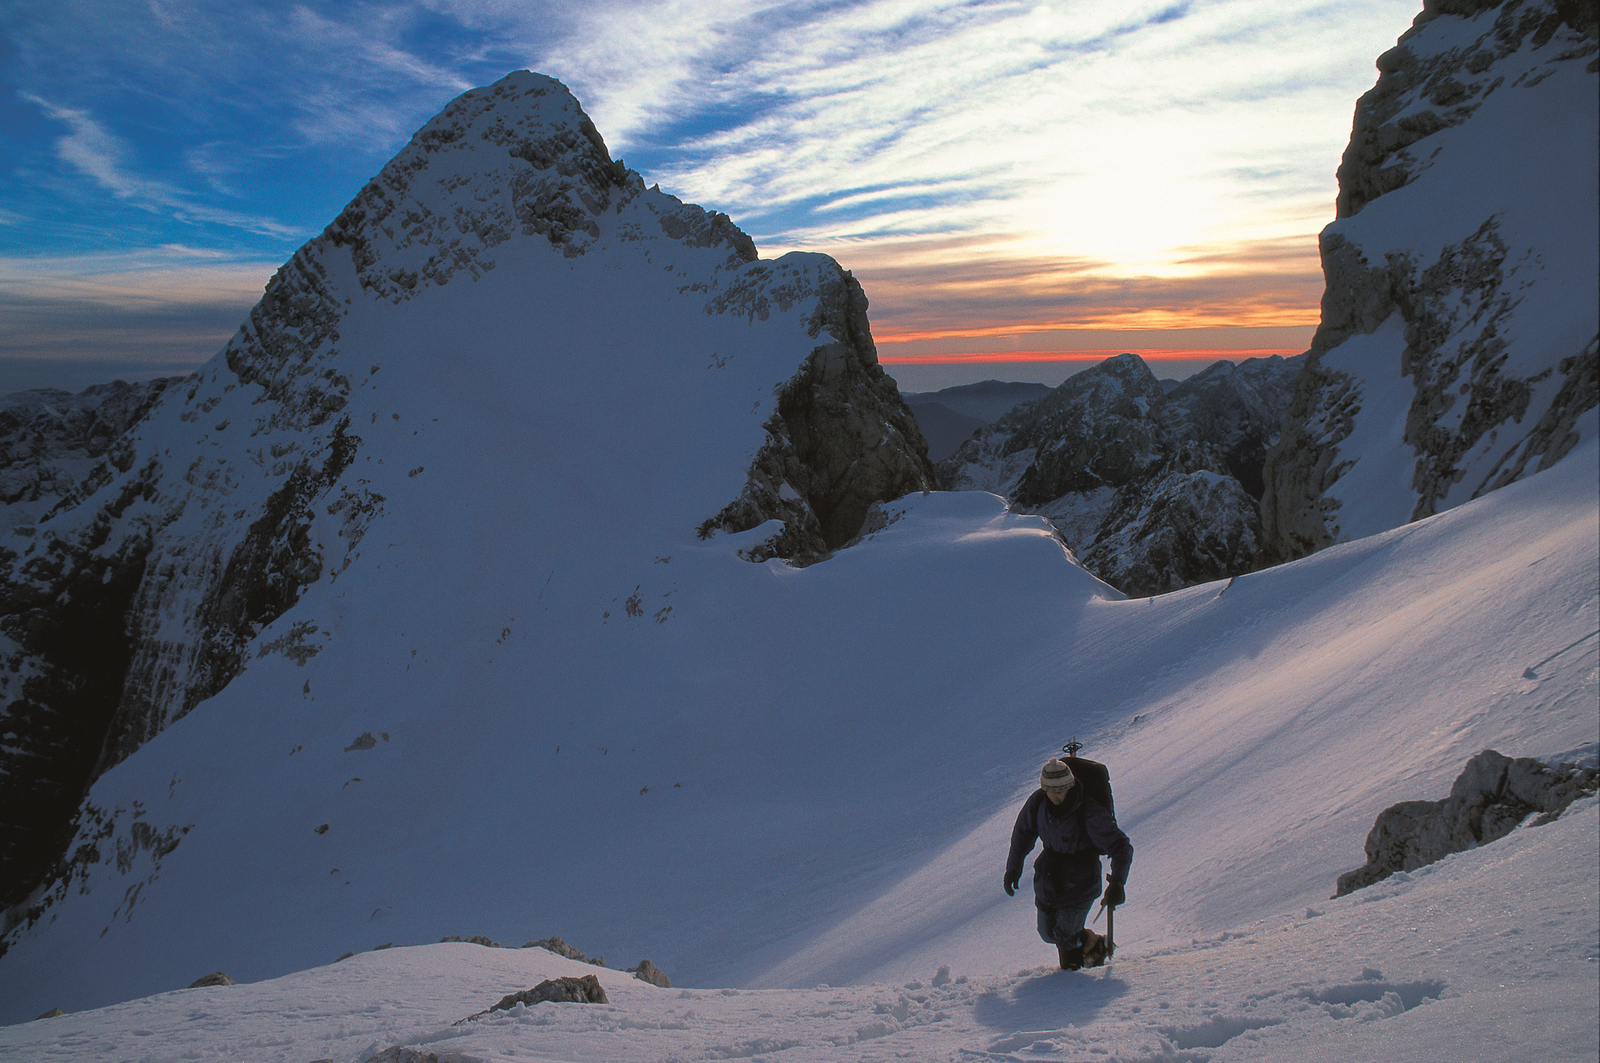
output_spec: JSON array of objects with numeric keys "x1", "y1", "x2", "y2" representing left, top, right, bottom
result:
[
  {"x1": 1003, "y1": 872, "x2": 1019, "y2": 897},
  {"x1": 1103, "y1": 876, "x2": 1126, "y2": 908}
]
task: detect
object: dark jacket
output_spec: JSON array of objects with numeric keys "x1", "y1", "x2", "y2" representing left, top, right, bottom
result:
[{"x1": 1006, "y1": 787, "x2": 1133, "y2": 909}]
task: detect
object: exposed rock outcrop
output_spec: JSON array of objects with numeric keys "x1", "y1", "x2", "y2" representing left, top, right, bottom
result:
[
  {"x1": 364, "y1": 1050, "x2": 441, "y2": 1063},
  {"x1": 524, "y1": 936, "x2": 607, "y2": 966},
  {"x1": 187, "y1": 971, "x2": 235, "y2": 988},
  {"x1": 466, "y1": 974, "x2": 610, "y2": 1019},
  {"x1": 1334, "y1": 749, "x2": 1600, "y2": 896},
  {"x1": 629, "y1": 958, "x2": 672, "y2": 987},
  {"x1": 697, "y1": 263, "x2": 937, "y2": 565},
  {"x1": 0, "y1": 381, "x2": 182, "y2": 525},
  {"x1": 1262, "y1": 0, "x2": 1598, "y2": 563},
  {"x1": 938, "y1": 353, "x2": 1300, "y2": 595}
]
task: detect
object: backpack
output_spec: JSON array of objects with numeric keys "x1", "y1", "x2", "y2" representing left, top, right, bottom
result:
[{"x1": 1060, "y1": 741, "x2": 1115, "y2": 851}]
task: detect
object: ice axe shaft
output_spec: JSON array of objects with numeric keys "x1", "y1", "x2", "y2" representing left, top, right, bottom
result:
[{"x1": 1106, "y1": 904, "x2": 1116, "y2": 960}]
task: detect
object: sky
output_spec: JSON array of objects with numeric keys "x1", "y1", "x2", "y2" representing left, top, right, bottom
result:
[{"x1": 0, "y1": 0, "x2": 1424, "y2": 396}]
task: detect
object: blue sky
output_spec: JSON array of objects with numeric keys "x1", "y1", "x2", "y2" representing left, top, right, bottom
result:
[{"x1": 0, "y1": 0, "x2": 1422, "y2": 394}]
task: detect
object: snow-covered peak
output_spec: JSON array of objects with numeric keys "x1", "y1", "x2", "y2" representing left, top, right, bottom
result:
[
  {"x1": 0, "y1": 69, "x2": 936, "y2": 998},
  {"x1": 315, "y1": 70, "x2": 755, "y2": 309}
]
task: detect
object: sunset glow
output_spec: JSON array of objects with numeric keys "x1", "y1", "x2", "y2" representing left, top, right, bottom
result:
[
  {"x1": 0, "y1": 0, "x2": 1422, "y2": 394},
  {"x1": 876, "y1": 348, "x2": 1307, "y2": 365}
]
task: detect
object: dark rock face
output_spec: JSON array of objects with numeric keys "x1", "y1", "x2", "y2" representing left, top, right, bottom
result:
[
  {"x1": 698, "y1": 266, "x2": 938, "y2": 565},
  {"x1": 1008, "y1": 354, "x2": 1170, "y2": 509},
  {"x1": 0, "y1": 382, "x2": 179, "y2": 914},
  {"x1": 0, "y1": 381, "x2": 181, "y2": 518},
  {"x1": 1335, "y1": 749, "x2": 1599, "y2": 896},
  {"x1": 366, "y1": 1050, "x2": 442, "y2": 1063},
  {"x1": 1080, "y1": 465, "x2": 1265, "y2": 596},
  {"x1": 1261, "y1": 0, "x2": 1599, "y2": 564},
  {"x1": 937, "y1": 353, "x2": 1301, "y2": 595}
]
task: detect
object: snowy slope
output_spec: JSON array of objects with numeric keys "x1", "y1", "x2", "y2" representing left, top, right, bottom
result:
[
  {"x1": 0, "y1": 71, "x2": 943, "y2": 1015},
  {"x1": 1, "y1": 436, "x2": 1594, "y2": 1061},
  {"x1": 1264, "y1": 0, "x2": 1599, "y2": 559}
]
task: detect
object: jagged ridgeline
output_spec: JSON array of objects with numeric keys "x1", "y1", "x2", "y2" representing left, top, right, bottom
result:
[
  {"x1": 938, "y1": 352, "x2": 1302, "y2": 597},
  {"x1": 0, "y1": 71, "x2": 935, "y2": 919}
]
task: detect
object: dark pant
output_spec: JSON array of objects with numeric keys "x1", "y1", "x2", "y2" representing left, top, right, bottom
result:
[{"x1": 1036, "y1": 903, "x2": 1091, "y2": 945}]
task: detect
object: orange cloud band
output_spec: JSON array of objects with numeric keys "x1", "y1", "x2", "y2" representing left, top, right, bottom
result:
[{"x1": 877, "y1": 347, "x2": 1306, "y2": 365}]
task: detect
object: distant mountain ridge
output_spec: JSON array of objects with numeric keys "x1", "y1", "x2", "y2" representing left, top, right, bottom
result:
[
  {"x1": 939, "y1": 353, "x2": 1302, "y2": 595},
  {"x1": 903, "y1": 380, "x2": 1055, "y2": 423},
  {"x1": 902, "y1": 381, "x2": 1053, "y2": 462}
]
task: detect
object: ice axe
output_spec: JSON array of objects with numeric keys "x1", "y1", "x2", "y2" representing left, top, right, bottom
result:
[{"x1": 1091, "y1": 900, "x2": 1117, "y2": 963}]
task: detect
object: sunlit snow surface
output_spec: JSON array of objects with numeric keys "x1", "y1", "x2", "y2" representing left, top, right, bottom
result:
[{"x1": 1, "y1": 431, "x2": 1594, "y2": 1060}]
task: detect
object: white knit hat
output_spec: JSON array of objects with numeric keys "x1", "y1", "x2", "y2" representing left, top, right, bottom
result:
[{"x1": 1040, "y1": 758, "x2": 1076, "y2": 793}]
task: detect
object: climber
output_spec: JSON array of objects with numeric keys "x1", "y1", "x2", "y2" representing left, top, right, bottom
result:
[{"x1": 1004, "y1": 757, "x2": 1133, "y2": 969}]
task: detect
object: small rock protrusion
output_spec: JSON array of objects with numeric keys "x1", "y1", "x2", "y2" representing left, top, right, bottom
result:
[
  {"x1": 524, "y1": 936, "x2": 605, "y2": 966},
  {"x1": 629, "y1": 958, "x2": 672, "y2": 987},
  {"x1": 187, "y1": 971, "x2": 235, "y2": 988}
]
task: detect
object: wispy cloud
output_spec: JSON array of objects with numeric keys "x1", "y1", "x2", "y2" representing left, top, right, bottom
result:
[
  {"x1": 21, "y1": 94, "x2": 152, "y2": 200},
  {"x1": 21, "y1": 93, "x2": 305, "y2": 240},
  {"x1": 522, "y1": 0, "x2": 1413, "y2": 295}
]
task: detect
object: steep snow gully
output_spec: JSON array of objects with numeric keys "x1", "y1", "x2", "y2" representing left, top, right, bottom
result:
[{"x1": 1, "y1": 2, "x2": 1598, "y2": 1060}]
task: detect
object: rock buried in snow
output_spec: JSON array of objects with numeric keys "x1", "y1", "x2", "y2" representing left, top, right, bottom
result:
[
  {"x1": 364, "y1": 1050, "x2": 441, "y2": 1063},
  {"x1": 629, "y1": 958, "x2": 671, "y2": 987},
  {"x1": 34, "y1": 1007, "x2": 65, "y2": 1020},
  {"x1": 459, "y1": 974, "x2": 611, "y2": 1022},
  {"x1": 187, "y1": 971, "x2": 235, "y2": 988},
  {"x1": 1335, "y1": 749, "x2": 1600, "y2": 896}
]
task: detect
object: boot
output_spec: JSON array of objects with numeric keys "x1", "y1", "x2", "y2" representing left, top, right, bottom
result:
[{"x1": 1057, "y1": 941, "x2": 1084, "y2": 970}]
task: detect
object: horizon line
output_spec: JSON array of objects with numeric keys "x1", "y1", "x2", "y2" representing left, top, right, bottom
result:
[{"x1": 877, "y1": 347, "x2": 1307, "y2": 365}]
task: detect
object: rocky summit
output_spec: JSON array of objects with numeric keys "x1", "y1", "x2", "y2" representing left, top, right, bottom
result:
[
  {"x1": 1261, "y1": 0, "x2": 1598, "y2": 562},
  {"x1": 0, "y1": 71, "x2": 934, "y2": 929}
]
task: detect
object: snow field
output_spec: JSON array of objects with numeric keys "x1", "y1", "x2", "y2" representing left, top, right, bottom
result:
[{"x1": 2, "y1": 797, "x2": 1592, "y2": 1061}]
